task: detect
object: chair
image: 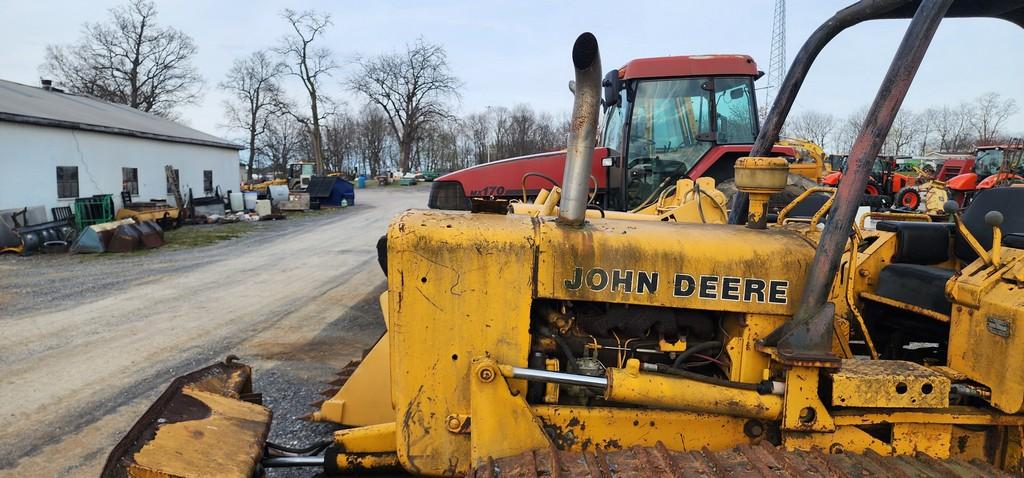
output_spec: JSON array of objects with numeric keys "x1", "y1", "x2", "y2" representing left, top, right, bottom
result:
[
  {"x1": 869, "y1": 187, "x2": 1024, "y2": 317},
  {"x1": 51, "y1": 206, "x2": 74, "y2": 225}
]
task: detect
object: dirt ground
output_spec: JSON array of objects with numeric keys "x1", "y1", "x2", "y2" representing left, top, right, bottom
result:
[{"x1": 0, "y1": 186, "x2": 429, "y2": 477}]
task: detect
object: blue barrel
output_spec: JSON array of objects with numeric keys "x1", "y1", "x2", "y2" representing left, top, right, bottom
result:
[{"x1": 356, "y1": 175, "x2": 367, "y2": 189}]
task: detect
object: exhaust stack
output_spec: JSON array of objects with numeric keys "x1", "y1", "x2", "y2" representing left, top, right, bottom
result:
[{"x1": 558, "y1": 32, "x2": 602, "y2": 226}]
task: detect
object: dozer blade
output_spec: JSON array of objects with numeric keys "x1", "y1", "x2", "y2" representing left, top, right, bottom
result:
[
  {"x1": 102, "y1": 358, "x2": 271, "y2": 478},
  {"x1": 309, "y1": 331, "x2": 393, "y2": 426},
  {"x1": 469, "y1": 443, "x2": 1013, "y2": 478}
]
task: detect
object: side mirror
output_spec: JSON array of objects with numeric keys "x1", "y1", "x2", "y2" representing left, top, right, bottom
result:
[
  {"x1": 602, "y1": 69, "x2": 621, "y2": 109},
  {"x1": 568, "y1": 80, "x2": 576, "y2": 94}
]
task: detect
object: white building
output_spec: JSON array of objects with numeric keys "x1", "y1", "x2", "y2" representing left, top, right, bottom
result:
[{"x1": 0, "y1": 79, "x2": 242, "y2": 239}]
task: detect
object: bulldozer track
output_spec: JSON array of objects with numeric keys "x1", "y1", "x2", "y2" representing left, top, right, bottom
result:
[{"x1": 469, "y1": 442, "x2": 1013, "y2": 478}]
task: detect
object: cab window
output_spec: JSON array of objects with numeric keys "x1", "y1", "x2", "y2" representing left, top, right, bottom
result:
[{"x1": 714, "y1": 77, "x2": 757, "y2": 144}]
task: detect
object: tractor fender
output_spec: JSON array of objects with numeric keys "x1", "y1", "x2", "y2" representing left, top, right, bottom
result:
[
  {"x1": 821, "y1": 171, "x2": 842, "y2": 186},
  {"x1": 946, "y1": 172, "x2": 977, "y2": 191},
  {"x1": 977, "y1": 172, "x2": 1023, "y2": 189}
]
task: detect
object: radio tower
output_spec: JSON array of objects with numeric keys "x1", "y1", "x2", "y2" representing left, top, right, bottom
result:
[{"x1": 765, "y1": 0, "x2": 787, "y2": 109}]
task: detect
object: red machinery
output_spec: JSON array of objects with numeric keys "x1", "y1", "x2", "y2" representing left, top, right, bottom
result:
[
  {"x1": 947, "y1": 143, "x2": 1024, "y2": 205},
  {"x1": 821, "y1": 155, "x2": 918, "y2": 209},
  {"x1": 935, "y1": 155, "x2": 975, "y2": 182},
  {"x1": 428, "y1": 55, "x2": 821, "y2": 211}
]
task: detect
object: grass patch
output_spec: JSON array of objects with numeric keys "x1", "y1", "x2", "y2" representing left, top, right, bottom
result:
[{"x1": 164, "y1": 222, "x2": 257, "y2": 249}]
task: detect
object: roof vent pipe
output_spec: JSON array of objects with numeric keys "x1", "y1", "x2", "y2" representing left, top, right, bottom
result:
[{"x1": 557, "y1": 32, "x2": 602, "y2": 227}]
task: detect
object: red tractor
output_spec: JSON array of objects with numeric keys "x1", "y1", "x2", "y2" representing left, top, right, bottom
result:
[
  {"x1": 935, "y1": 154, "x2": 975, "y2": 182},
  {"x1": 820, "y1": 155, "x2": 919, "y2": 209},
  {"x1": 946, "y1": 142, "x2": 1024, "y2": 206},
  {"x1": 428, "y1": 55, "x2": 826, "y2": 212}
]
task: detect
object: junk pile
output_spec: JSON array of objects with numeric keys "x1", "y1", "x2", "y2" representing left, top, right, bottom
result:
[
  {"x1": 201, "y1": 211, "x2": 265, "y2": 224},
  {"x1": 74, "y1": 194, "x2": 115, "y2": 230},
  {"x1": 0, "y1": 207, "x2": 76, "y2": 255},
  {"x1": 250, "y1": 176, "x2": 355, "y2": 212},
  {"x1": 189, "y1": 187, "x2": 281, "y2": 223},
  {"x1": 1, "y1": 198, "x2": 169, "y2": 256},
  {"x1": 116, "y1": 202, "x2": 179, "y2": 229},
  {"x1": 70, "y1": 219, "x2": 165, "y2": 254}
]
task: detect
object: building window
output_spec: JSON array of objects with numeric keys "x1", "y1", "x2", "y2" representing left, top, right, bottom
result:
[
  {"x1": 166, "y1": 168, "x2": 180, "y2": 194},
  {"x1": 203, "y1": 170, "x2": 213, "y2": 195},
  {"x1": 56, "y1": 166, "x2": 79, "y2": 199},
  {"x1": 122, "y1": 167, "x2": 139, "y2": 195}
]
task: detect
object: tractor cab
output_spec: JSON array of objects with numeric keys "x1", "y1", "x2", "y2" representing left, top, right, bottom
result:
[
  {"x1": 600, "y1": 56, "x2": 761, "y2": 209},
  {"x1": 947, "y1": 143, "x2": 1024, "y2": 204},
  {"x1": 288, "y1": 162, "x2": 315, "y2": 190},
  {"x1": 427, "y1": 55, "x2": 823, "y2": 211}
]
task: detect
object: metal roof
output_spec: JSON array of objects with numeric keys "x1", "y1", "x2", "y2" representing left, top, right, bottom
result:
[
  {"x1": 619, "y1": 55, "x2": 759, "y2": 80},
  {"x1": 0, "y1": 79, "x2": 242, "y2": 150}
]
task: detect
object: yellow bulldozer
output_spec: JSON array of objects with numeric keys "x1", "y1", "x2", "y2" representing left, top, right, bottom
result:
[{"x1": 103, "y1": 1, "x2": 1024, "y2": 477}]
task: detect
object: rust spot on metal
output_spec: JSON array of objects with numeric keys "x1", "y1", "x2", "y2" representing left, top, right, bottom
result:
[
  {"x1": 469, "y1": 442, "x2": 1013, "y2": 477},
  {"x1": 957, "y1": 434, "x2": 969, "y2": 454}
]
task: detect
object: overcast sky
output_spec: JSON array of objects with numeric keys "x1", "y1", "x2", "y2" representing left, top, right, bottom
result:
[{"x1": 2, "y1": 0, "x2": 1022, "y2": 149}]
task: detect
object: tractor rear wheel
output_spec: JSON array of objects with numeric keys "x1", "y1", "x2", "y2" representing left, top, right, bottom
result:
[
  {"x1": 717, "y1": 173, "x2": 817, "y2": 212},
  {"x1": 895, "y1": 187, "x2": 921, "y2": 211}
]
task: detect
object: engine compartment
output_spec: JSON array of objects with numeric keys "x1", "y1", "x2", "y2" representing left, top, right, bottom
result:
[{"x1": 526, "y1": 299, "x2": 731, "y2": 405}]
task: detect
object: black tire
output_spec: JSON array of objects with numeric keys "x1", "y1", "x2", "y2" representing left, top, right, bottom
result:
[
  {"x1": 717, "y1": 173, "x2": 817, "y2": 212},
  {"x1": 894, "y1": 187, "x2": 921, "y2": 211}
]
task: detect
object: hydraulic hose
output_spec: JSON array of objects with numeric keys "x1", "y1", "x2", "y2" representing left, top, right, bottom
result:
[
  {"x1": 262, "y1": 456, "x2": 326, "y2": 467},
  {"x1": 537, "y1": 326, "x2": 579, "y2": 373},
  {"x1": 672, "y1": 341, "x2": 722, "y2": 368},
  {"x1": 266, "y1": 440, "x2": 332, "y2": 456}
]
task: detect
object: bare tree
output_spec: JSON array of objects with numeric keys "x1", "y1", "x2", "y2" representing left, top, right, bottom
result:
[
  {"x1": 322, "y1": 112, "x2": 357, "y2": 174},
  {"x1": 883, "y1": 109, "x2": 924, "y2": 156},
  {"x1": 971, "y1": 92, "x2": 1020, "y2": 145},
  {"x1": 831, "y1": 107, "x2": 868, "y2": 154},
  {"x1": 785, "y1": 110, "x2": 835, "y2": 152},
  {"x1": 921, "y1": 104, "x2": 974, "y2": 152},
  {"x1": 488, "y1": 104, "x2": 568, "y2": 160},
  {"x1": 351, "y1": 38, "x2": 461, "y2": 173},
  {"x1": 415, "y1": 119, "x2": 463, "y2": 172},
  {"x1": 278, "y1": 9, "x2": 337, "y2": 175},
  {"x1": 258, "y1": 115, "x2": 305, "y2": 178},
  {"x1": 354, "y1": 104, "x2": 394, "y2": 176},
  {"x1": 463, "y1": 112, "x2": 492, "y2": 165},
  {"x1": 220, "y1": 50, "x2": 285, "y2": 181},
  {"x1": 41, "y1": 0, "x2": 202, "y2": 116}
]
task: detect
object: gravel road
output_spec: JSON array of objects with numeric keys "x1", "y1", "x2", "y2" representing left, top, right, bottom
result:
[{"x1": 0, "y1": 186, "x2": 429, "y2": 477}]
